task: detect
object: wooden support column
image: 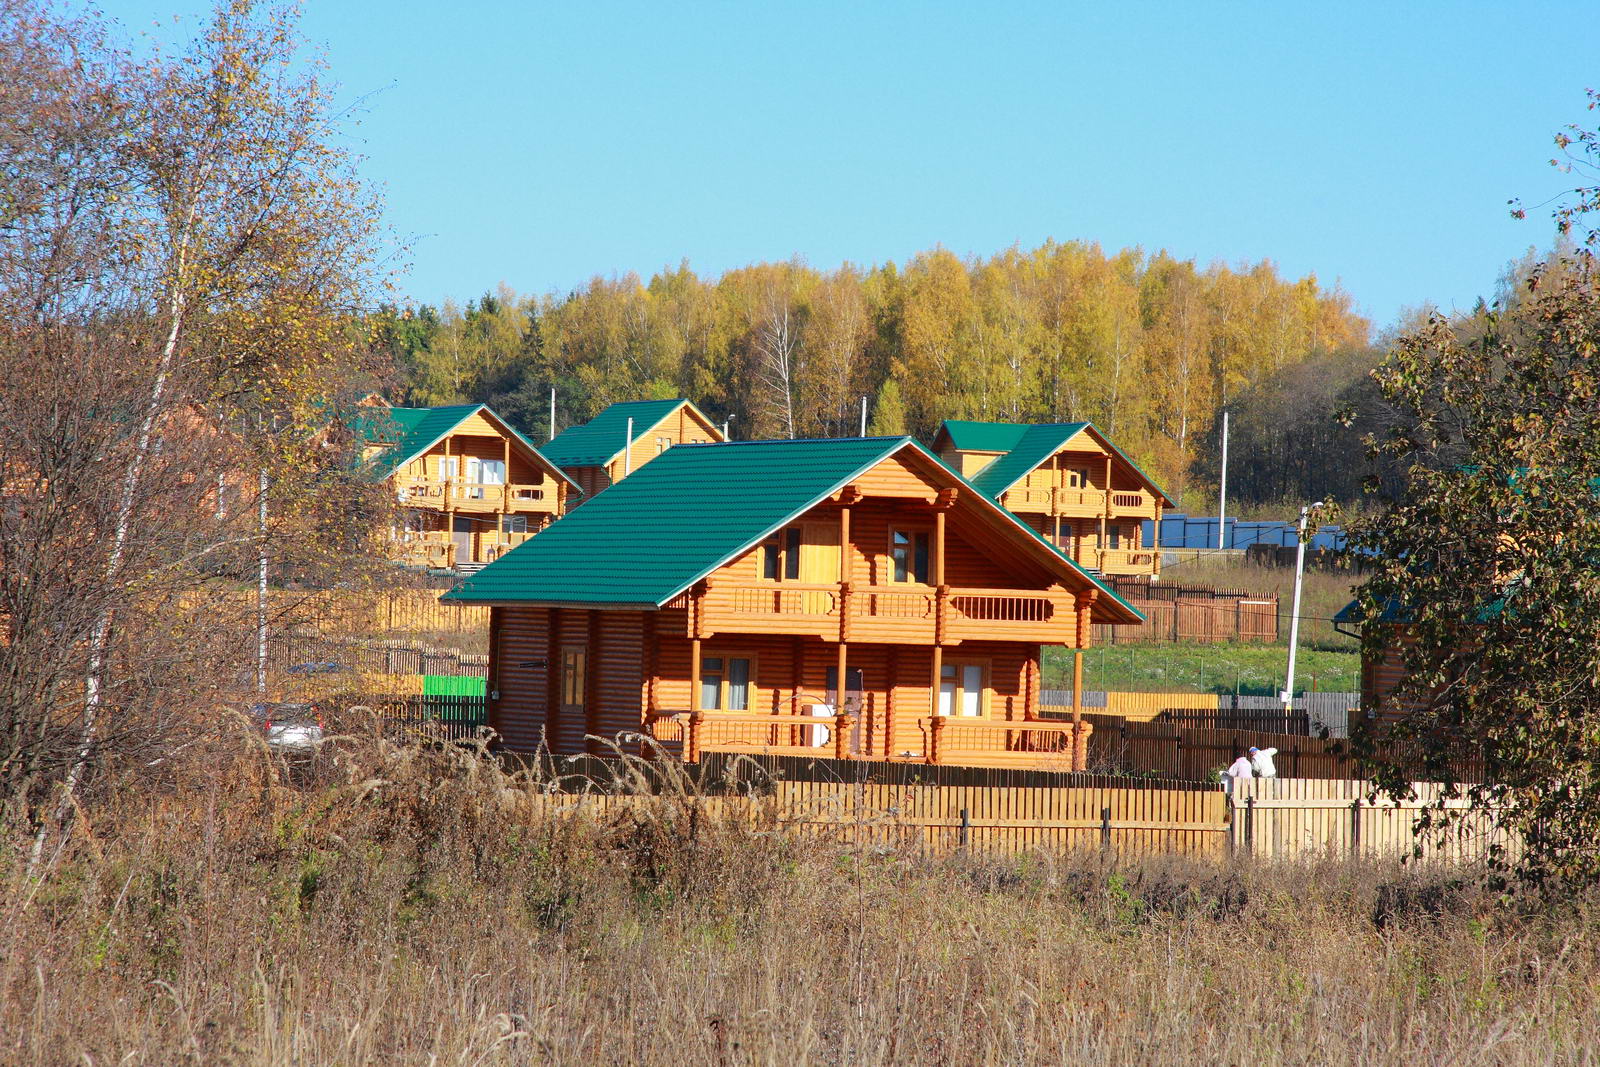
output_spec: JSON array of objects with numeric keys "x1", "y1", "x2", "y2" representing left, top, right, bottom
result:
[
  {"x1": 1151, "y1": 498, "x2": 1162, "y2": 579},
  {"x1": 837, "y1": 491, "x2": 856, "y2": 641},
  {"x1": 1101, "y1": 455, "x2": 1113, "y2": 570},
  {"x1": 688, "y1": 635, "x2": 703, "y2": 763},
  {"x1": 1073, "y1": 589, "x2": 1098, "y2": 771},
  {"x1": 931, "y1": 644, "x2": 944, "y2": 721},
  {"x1": 443, "y1": 436, "x2": 456, "y2": 567},
  {"x1": 1071, "y1": 650, "x2": 1084, "y2": 729}
]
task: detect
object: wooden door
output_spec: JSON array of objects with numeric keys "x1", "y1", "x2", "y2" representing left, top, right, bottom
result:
[
  {"x1": 452, "y1": 516, "x2": 474, "y2": 564},
  {"x1": 798, "y1": 523, "x2": 841, "y2": 614}
]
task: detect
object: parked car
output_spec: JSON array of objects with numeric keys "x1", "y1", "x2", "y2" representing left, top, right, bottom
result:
[{"x1": 247, "y1": 701, "x2": 325, "y2": 753}]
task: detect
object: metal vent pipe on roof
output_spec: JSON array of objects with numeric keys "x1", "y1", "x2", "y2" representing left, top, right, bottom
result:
[{"x1": 624, "y1": 417, "x2": 633, "y2": 475}]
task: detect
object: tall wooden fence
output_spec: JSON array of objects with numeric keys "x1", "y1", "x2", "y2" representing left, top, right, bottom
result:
[
  {"x1": 1040, "y1": 692, "x2": 1358, "y2": 735},
  {"x1": 1080, "y1": 714, "x2": 1357, "y2": 781},
  {"x1": 1095, "y1": 580, "x2": 1278, "y2": 645},
  {"x1": 1229, "y1": 778, "x2": 1510, "y2": 863}
]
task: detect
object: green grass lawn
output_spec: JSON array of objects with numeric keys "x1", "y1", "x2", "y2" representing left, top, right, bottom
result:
[{"x1": 1042, "y1": 641, "x2": 1360, "y2": 697}]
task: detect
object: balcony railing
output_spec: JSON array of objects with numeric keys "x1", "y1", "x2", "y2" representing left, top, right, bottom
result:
[
  {"x1": 999, "y1": 486, "x2": 1158, "y2": 518},
  {"x1": 1094, "y1": 548, "x2": 1159, "y2": 574},
  {"x1": 702, "y1": 581, "x2": 1072, "y2": 644},
  {"x1": 647, "y1": 710, "x2": 1093, "y2": 770},
  {"x1": 396, "y1": 480, "x2": 552, "y2": 512},
  {"x1": 922, "y1": 715, "x2": 1089, "y2": 769}
]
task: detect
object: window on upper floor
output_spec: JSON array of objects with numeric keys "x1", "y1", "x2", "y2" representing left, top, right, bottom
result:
[
  {"x1": 656, "y1": 436, "x2": 671, "y2": 454},
  {"x1": 762, "y1": 526, "x2": 803, "y2": 580},
  {"x1": 890, "y1": 528, "x2": 931, "y2": 584}
]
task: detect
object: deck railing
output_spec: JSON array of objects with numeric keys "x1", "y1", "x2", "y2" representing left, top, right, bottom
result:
[
  {"x1": 727, "y1": 583, "x2": 839, "y2": 618},
  {"x1": 998, "y1": 486, "x2": 1158, "y2": 517},
  {"x1": 922, "y1": 715, "x2": 1090, "y2": 769},
  {"x1": 1095, "y1": 548, "x2": 1158, "y2": 573},
  {"x1": 651, "y1": 710, "x2": 863, "y2": 762},
  {"x1": 649, "y1": 710, "x2": 1092, "y2": 770},
  {"x1": 395, "y1": 479, "x2": 551, "y2": 511},
  {"x1": 394, "y1": 534, "x2": 454, "y2": 569},
  {"x1": 706, "y1": 581, "x2": 1072, "y2": 643}
]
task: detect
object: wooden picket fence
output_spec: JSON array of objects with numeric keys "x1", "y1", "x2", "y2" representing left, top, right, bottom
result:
[
  {"x1": 498, "y1": 775, "x2": 1512, "y2": 864},
  {"x1": 507, "y1": 778, "x2": 1229, "y2": 858},
  {"x1": 1229, "y1": 778, "x2": 1512, "y2": 863}
]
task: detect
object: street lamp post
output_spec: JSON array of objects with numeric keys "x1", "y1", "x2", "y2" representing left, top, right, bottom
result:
[{"x1": 1282, "y1": 500, "x2": 1326, "y2": 712}]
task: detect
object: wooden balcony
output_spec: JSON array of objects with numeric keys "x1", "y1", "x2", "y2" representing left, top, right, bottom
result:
[
  {"x1": 1093, "y1": 548, "x2": 1160, "y2": 576},
  {"x1": 698, "y1": 580, "x2": 1076, "y2": 645},
  {"x1": 999, "y1": 486, "x2": 1159, "y2": 520},
  {"x1": 396, "y1": 479, "x2": 553, "y2": 513},
  {"x1": 646, "y1": 710, "x2": 1093, "y2": 771},
  {"x1": 394, "y1": 533, "x2": 455, "y2": 569}
]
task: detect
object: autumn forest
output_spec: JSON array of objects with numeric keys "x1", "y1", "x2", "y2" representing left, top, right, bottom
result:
[{"x1": 374, "y1": 241, "x2": 1373, "y2": 508}]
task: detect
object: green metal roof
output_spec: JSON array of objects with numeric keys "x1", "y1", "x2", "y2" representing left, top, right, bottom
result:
[
  {"x1": 967, "y1": 423, "x2": 1093, "y2": 498},
  {"x1": 939, "y1": 420, "x2": 1032, "y2": 453},
  {"x1": 446, "y1": 436, "x2": 905, "y2": 606},
  {"x1": 940, "y1": 418, "x2": 1174, "y2": 506},
  {"x1": 355, "y1": 403, "x2": 577, "y2": 490},
  {"x1": 540, "y1": 398, "x2": 716, "y2": 470},
  {"x1": 444, "y1": 435, "x2": 1144, "y2": 623}
]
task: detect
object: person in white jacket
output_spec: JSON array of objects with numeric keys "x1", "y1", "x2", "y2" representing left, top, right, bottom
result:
[
  {"x1": 1224, "y1": 752, "x2": 1254, "y2": 795},
  {"x1": 1250, "y1": 746, "x2": 1279, "y2": 778}
]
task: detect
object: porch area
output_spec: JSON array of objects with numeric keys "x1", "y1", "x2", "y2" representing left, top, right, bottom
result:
[{"x1": 644, "y1": 709, "x2": 1094, "y2": 771}]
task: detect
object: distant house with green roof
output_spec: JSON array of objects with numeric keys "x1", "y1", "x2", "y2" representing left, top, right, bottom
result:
[
  {"x1": 354, "y1": 398, "x2": 578, "y2": 570},
  {"x1": 541, "y1": 398, "x2": 724, "y2": 501},
  {"x1": 933, "y1": 420, "x2": 1174, "y2": 580},
  {"x1": 445, "y1": 435, "x2": 1143, "y2": 770}
]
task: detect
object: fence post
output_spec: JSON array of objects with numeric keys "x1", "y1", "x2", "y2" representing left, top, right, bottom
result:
[
  {"x1": 1245, "y1": 795, "x2": 1255, "y2": 856},
  {"x1": 959, "y1": 807, "x2": 970, "y2": 849},
  {"x1": 1350, "y1": 798, "x2": 1361, "y2": 856},
  {"x1": 1100, "y1": 805, "x2": 1112, "y2": 851}
]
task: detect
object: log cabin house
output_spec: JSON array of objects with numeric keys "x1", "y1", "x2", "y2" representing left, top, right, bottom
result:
[
  {"x1": 444, "y1": 436, "x2": 1145, "y2": 771},
  {"x1": 356, "y1": 402, "x2": 578, "y2": 571},
  {"x1": 933, "y1": 420, "x2": 1173, "y2": 580},
  {"x1": 541, "y1": 398, "x2": 724, "y2": 501}
]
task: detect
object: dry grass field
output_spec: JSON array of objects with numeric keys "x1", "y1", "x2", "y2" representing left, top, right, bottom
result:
[{"x1": 4, "y1": 737, "x2": 1596, "y2": 1064}]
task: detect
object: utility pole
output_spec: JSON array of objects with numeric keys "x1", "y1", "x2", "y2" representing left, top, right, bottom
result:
[
  {"x1": 859, "y1": 395, "x2": 868, "y2": 436},
  {"x1": 1217, "y1": 410, "x2": 1229, "y2": 551},
  {"x1": 548, "y1": 387, "x2": 556, "y2": 443},
  {"x1": 1283, "y1": 500, "x2": 1324, "y2": 711}
]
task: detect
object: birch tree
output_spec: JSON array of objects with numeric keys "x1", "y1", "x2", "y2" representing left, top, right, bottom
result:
[{"x1": 1, "y1": 0, "x2": 388, "y2": 861}]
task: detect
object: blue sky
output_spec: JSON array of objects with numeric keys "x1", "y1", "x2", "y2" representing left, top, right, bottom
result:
[{"x1": 107, "y1": 0, "x2": 1589, "y2": 330}]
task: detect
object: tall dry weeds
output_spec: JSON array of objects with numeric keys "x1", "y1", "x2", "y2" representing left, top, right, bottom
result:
[{"x1": 3, "y1": 732, "x2": 1597, "y2": 1064}]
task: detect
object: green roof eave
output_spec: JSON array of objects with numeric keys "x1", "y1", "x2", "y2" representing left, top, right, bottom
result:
[{"x1": 541, "y1": 398, "x2": 722, "y2": 470}]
